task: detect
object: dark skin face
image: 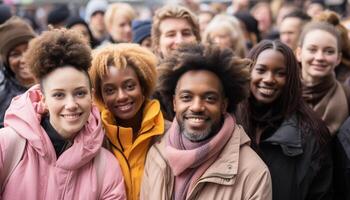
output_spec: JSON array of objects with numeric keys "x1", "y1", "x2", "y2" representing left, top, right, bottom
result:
[{"x1": 173, "y1": 70, "x2": 228, "y2": 142}]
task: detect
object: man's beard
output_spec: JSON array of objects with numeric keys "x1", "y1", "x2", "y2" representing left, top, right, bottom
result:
[{"x1": 181, "y1": 123, "x2": 213, "y2": 142}]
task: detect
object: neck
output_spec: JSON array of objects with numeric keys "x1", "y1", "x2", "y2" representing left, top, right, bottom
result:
[{"x1": 116, "y1": 108, "x2": 143, "y2": 140}]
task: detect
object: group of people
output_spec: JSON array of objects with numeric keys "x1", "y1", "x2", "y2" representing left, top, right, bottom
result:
[{"x1": 1, "y1": 1, "x2": 350, "y2": 200}]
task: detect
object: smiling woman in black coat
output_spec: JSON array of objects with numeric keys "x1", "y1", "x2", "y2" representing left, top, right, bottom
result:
[{"x1": 237, "y1": 40, "x2": 332, "y2": 200}]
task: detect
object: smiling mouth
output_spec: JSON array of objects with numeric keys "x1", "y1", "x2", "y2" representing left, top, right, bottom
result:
[
  {"x1": 115, "y1": 102, "x2": 133, "y2": 112},
  {"x1": 61, "y1": 113, "x2": 82, "y2": 120},
  {"x1": 258, "y1": 87, "x2": 276, "y2": 96}
]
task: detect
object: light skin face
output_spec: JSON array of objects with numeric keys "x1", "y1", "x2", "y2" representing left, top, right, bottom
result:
[
  {"x1": 250, "y1": 49, "x2": 287, "y2": 104},
  {"x1": 296, "y1": 29, "x2": 341, "y2": 84},
  {"x1": 42, "y1": 66, "x2": 92, "y2": 140},
  {"x1": 279, "y1": 17, "x2": 302, "y2": 50},
  {"x1": 198, "y1": 12, "x2": 213, "y2": 34},
  {"x1": 90, "y1": 11, "x2": 105, "y2": 33},
  {"x1": 101, "y1": 66, "x2": 144, "y2": 126},
  {"x1": 8, "y1": 43, "x2": 35, "y2": 87},
  {"x1": 158, "y1": 18, "x2": 197, "y2": 58},
  {"x1": 173, "y1": 70, "x2": 228, "y2": 142},
  {"x1": 109, "y1": 14, "x2": 132, "y2": 42},
  {"x1": 209, "y1": 27, "x2": 233, "y2": 50}
]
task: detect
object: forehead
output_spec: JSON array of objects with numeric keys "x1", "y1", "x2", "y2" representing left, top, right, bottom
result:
[
  {"x1": 175, "y1": 70, "x2": 223, "y2": 94},
  {"x1": 280, "y1": 17, "x2": 302, "y2": 30},
  {"x1": 42, "y1": 66, "x2": 89, "y2": 90},
  {"x1": 159, "y1": 18, "x2": 192, "y2": 33},
  {"x1": 102, "y1": 66, "x2": 139, "y2": 84},
  {"x1": 303, "y1": 29, "x2": 338, "y2": 48},
  {"x1": 255, "y1": 49, "x2": 285, "y2": 67}
]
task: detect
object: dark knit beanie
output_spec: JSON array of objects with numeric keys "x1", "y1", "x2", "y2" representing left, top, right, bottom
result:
[
  {"x1": 0, "y1": 16, "x2": 36, "y2": 65},
  {"x1": 47, "y1": 5, "x2": 70, "y2": 26},
  {"x1": 0, "y1": 4, "x2": 12, "y2": 24},
  {"x1": 132, "y1": 20, "x2": 151, "y2": 44}
]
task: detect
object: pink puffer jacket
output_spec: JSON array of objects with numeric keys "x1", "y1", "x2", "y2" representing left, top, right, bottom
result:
[{"x1": 0, "y1": 85, "x2": 126, "y2": 200}]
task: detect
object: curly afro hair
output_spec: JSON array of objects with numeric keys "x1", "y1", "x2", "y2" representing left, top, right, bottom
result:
[
  {"x1": 24, "y1": 28, "x2": 92, "y2": 82},
  {"x1": 156, "y1": 43, "x2": 251, "y2": 119}
]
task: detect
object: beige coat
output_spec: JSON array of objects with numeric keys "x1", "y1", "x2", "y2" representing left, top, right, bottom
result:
[{"x1": 140, "y1": 125, "x2": 272, "y2": 200}]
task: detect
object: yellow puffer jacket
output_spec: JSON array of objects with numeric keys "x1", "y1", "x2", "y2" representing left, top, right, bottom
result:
[{"x1": 99, "y1": 99, "x2": 164, "y2": 200}]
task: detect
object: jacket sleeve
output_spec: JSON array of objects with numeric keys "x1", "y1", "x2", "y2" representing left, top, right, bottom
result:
[{"x1": 99, "y1": 150, "x2": 127, "y2": 200}]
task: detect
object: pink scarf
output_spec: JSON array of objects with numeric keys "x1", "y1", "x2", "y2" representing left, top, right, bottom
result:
[{"x1": 165, "y1": 114, "x2": 235, "y2": 200}]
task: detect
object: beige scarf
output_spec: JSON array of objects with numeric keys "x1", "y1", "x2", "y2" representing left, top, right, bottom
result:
[{"x1": 302, "y1": 74, "x2": 348, "y2": 135}]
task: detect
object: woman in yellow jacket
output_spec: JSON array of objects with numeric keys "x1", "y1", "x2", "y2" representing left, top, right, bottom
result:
[{"x1": 89, "y1": 43, "x2": 164, "y2": 200}]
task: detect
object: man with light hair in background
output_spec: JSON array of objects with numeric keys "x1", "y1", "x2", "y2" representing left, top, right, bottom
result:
[{"x1": 151, "y1": 4, "x2": 200, "y2": 59}]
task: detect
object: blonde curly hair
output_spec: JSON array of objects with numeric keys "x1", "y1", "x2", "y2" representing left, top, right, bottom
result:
[{"x1": 89, "y1": 43, "x2": 158, "y2": 104}]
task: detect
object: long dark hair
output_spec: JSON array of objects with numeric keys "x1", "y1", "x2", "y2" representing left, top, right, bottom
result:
[{"x1": 237, "y1": 40, "x2": 330, "y2": 149}]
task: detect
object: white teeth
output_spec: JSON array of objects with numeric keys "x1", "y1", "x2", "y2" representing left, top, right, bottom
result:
[
  {"x1": 188, "y1": 118, "x2": 205, "y2": 123},
  {"x1": 258, "y1": 88, "x2": 275, "y2": 96},
  {"x1": 118, "y1": 104, "x2": 132, "y2": 111},
  {"x1": 62, "y1": 114, "x2": 80, "y2": 119}
]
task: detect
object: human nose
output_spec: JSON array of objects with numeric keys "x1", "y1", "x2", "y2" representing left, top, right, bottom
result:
[
  {"x1": 263, "y1": 72, "x2": 276, "y2": 85},
  {"x1": 189, "y1": 97, "x2": 205, "y2": 112},
  {"x1": 174, "y1": 33, "x2": 185, "y2": 44},
  {"x1": 116, "y1": 89, "x2": 128, "y2": 102},
  {"x1": 65, "y1": 96, "x2": 78, "y2": 110},
  {"x1": 315, "y1": 50, "x2": 325, "y2": 60}
]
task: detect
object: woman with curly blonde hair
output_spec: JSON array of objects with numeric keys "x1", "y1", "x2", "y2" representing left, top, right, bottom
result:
[{"x1": 89, "y1": 43, "x2": 165, "y2": 200}]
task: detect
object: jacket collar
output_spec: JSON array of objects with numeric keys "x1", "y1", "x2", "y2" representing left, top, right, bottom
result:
[
  {"x1": 262, "y1": 115, "x2": 303, "y2": 156},
  {"x1": 197, "y1": 125, "x2": 250, "y2": 185}
]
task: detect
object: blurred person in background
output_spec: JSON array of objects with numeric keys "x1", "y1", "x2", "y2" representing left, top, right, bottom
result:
[
  {"x1": 235, "y1": 11, "x2": 261, "y2": 50},
  {"x1": 131, "y1": 19, "x2": 152, "y2": 50},
  {"x1": 0, "y1": 4, "x2": 12, "y2": 24},
  {"x1": 0, "y1": 17, "x2": 36, "y2": 128},
  {"x1": 85, "y1": 0, "x2": 108, "y2": 43},
  {"x1": 103, "y1": 3, "x2": 136, "y2": 45},
  {"x1": 251, "y1": 2, "x2": 273, "y2": 39},
  {"x1": 151, "y1": 5, "x2": 200, "y2": 60},
  {"x1": 46, "y1": 4, "x2": 70, "y2": 29},
  {"x1": 279, "y1": 10, "x2": 311, "y2": 51},
  {"x1": 66, "y1": 16, "x2": 100, "y2": 48},
  {"x1": 197, "y1": 10, "x2": 214, "y2": 37},
  {"x1": 305, "y1": 0, "x2": 325, "y2": 18},
  {"x1": 203, "y1": 14, "x2": 247, "y2": 58}
]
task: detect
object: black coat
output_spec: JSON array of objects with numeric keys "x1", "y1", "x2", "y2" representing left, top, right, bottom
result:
[
  {"x1": 332, "y1": 116, "x2": 350, "y2": 200},
  {"x1": 258, "y1": 116, "x2": 333, "y2": 200},
  {"x1": 0, "y1": 66, "x2": 27, "y2": 128}
]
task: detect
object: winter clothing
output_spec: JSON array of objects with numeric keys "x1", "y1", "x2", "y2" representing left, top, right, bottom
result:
[
  {"x1": 0, "y1": 16, "x2": 36, "y2": 66},
  {"x1": 0, "y1": 5, "x2": 11, "y2": 24},
  {"x1": 258, "y1": 115, "x2": 333, "y2": 200},
  {"x1": 47, "y1": 5, "x2": 70, "y2": 26},
  {"x1": 0, "y1": 66, "x2": 27, "y2": 128},
  {"x1": 0, "y1": 85, "x2": 126, "y2": 200},
  {"x1": 141, "y1": 115, "x2": 272, "y2": 200},
  {"x1": 85, "y1": 0, "x2": 108, "y2": 22},
  {"x1": 302, "y1": 74, "x2": 349, "y2": 135},
  {"x1": 165, "y1": 114, "x2": 235, "y2": 200},
  {"x1": 100, "y1": 99, "x2": 164, "y2": 200},
  {"x1": 332, "y1": 116, "x2": 350, "y2": 200},
  {"x1": 132, "y1": 20, "x2": 151, "y2": 44}
]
